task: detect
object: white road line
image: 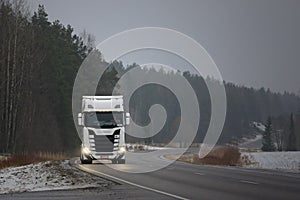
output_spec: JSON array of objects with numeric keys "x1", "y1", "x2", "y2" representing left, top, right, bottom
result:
[
  {"x1": 175, "y1": 160, "x2": 300, "y2": 179},
  {"x1": 240, "y1": 180, "x2": 259, "y2": 185},
  {"x1": 75, "y1": 164, "x2": 189, "y2": 200},
  {"x1": 195, "y1": 172, "x2": 205, "y2": 176}
]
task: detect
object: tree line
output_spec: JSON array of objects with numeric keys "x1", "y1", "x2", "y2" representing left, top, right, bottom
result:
[
  {"x1": 1, "y1": 1, "x2": 299, "y2": 154},
  {"x1": 0, "y1": 1, "x2": 89, "y2": 153},
  {"x1": 97, "y1": 61, "x2": 300, "y2": 148},
  {"x1": 262, "y1": 112, "x2": 300, "y2": 151}
]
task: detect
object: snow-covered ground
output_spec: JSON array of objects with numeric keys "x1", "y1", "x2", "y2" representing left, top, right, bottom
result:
[
  {"x1": 239, "y1": 134, "x2": 262, "y2": 149},
  {"x1": 143, "y1": 145, "x2": 169, "y2": 151},
  {"x1": 126, "y1": 144, "x2": 169, "y2": 151},
  {"x1": 0, "y1": 160, "x2": 113, "y2": 194},
  {"x1": 239, "y1": 134, "x2": 262, "y2": 145},
  {"x1": 242, "y1": 151, "x2": 300, "y2": 172},
  {"x1": 237, "y1": 121, "x2": 265, "y2": 149},
  {"x1": 251, "y1": 121, "x2": 266, "y2": 132}
]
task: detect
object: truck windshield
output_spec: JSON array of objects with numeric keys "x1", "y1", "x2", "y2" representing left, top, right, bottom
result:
[{"x1": 84, "y1": 112, "x2": 123, "y2": 128}]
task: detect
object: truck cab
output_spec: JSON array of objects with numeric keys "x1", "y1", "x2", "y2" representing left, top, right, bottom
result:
[{"x1": 78, "y1": 96, "x2": 129, "y2": 164}]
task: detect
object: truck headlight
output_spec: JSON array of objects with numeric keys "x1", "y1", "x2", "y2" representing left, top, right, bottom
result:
[
  {"x1": 82, "y1": 147, "x2": 91, "y2": 155},
  {"x1": 119, "y1": 147, "x2": 126, "y2": 153}
]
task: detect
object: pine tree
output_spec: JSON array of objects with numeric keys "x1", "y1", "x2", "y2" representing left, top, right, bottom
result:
[
  {"x1": 262, "y1": 117, "x2": 276, "y2": 151},
  {"x1": 287, "y1": 113, "x2": 297, "y2": 151}
]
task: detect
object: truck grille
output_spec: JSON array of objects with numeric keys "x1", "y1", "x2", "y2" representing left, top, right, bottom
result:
[{"x1": 88, "y1": 129, "x2": 120, "y2": 152}]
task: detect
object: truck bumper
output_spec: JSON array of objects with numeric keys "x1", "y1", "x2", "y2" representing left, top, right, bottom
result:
[{"x1": 90, "y1": 152, "x2": 125, "y2": 160}]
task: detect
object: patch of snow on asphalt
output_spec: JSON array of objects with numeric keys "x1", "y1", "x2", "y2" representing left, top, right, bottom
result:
[
  {"x1": 0, "y1": 160, "x2": 112, "y2": 194},
  {"x1": 242, "y1": 151, "x2": 300, "y2": 172}
]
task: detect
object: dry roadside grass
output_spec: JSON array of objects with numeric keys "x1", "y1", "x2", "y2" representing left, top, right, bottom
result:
[
  {"x1": 165, "y1": 146, "x2": 243, "y2": 166},
  {"x1": 0, "y1": 152, "x2": 68, "y2": 170}
]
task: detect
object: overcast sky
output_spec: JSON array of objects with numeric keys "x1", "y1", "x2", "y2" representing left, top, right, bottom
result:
[{"x1": 29, "y1": 0, "x2": 300, "y2": 94}]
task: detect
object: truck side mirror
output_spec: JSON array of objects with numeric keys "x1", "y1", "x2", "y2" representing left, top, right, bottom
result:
[
  {"x1": 125, "y1": 112, "x2": 130, "y2": 125},
  {"x1": 78, "y1": 113, "x2": 83, "y2": 126}
]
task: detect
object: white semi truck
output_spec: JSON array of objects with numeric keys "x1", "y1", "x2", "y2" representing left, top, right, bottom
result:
[{"x1": 77, "y1": 96, "x2": 130, "y2": 164}]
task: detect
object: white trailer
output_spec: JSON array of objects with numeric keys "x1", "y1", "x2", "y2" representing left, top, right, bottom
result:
[{"x1": 77, "y1": 96, "x2": 130, "y2": 164}]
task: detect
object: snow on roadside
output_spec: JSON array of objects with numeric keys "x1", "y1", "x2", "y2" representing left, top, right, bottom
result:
[
  {"x1": 0, "y1": 160, "x2": 113, "y2": 194},
  {"x1": 242, "y1": 151, "x2": 300, "y2": 172},
  {"x1": 143, "y1": 145, "x2": 170, "y2": 151},
  {"x1": 126, "y1": 144, "x2": 169, "y2": 151}
]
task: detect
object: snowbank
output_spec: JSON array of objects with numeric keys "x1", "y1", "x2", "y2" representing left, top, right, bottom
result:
[
  {"x1": 0, "y1": 160, "x2": 112, "y2": 194},
  {"x1": 242, "y1": 151, "x2": 300, "y2": 172}
]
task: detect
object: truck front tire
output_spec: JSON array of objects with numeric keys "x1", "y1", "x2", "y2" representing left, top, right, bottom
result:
[
  {"x1": 80, "y1": 154, "x2": 92, "y2": 164},
  {"x1": 81, "y1": 158, "x2": 92, "y2": 164}
]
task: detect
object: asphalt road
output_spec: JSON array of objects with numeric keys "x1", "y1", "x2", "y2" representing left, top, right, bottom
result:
[{"x1": 73, "y1": 149, "x2": 300, "y2": 200}]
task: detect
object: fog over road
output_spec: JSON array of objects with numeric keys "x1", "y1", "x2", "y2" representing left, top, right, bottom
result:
[{"x1": 74, "y1": 149, "x2": 300, "y2": 200}]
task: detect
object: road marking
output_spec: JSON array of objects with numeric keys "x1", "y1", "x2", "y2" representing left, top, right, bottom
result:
[
  {"x1": 195, "y1": 164, "x2": 300, "y2": 179},
  {"x1": 75, "y1": 163, "x2": 189, "y2": 200},
  {"x1": 162, "y1": 153, "x2": 300, "y2": 180},
  {"x1": 195, "y1": 172, "x2": 205, "y2": 176},
  {"x1": 240, "y1": 180, "x2": 259, "y2": 185}
]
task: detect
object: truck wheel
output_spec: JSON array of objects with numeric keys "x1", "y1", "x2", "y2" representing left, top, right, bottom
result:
[
  {"x1": 80, "y1": 154, "x2": 85, "y2": 164},
  {"x1": 81, "y1": 156, "x2": 92, "y2": 164},
  {"x1": 86, "y1": 158, "x2": 92, "y2": 164}
]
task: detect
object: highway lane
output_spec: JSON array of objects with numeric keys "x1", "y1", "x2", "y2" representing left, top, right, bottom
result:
[{"x1": 73, "y1": 149, "x2": 300, "y2": 200}]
